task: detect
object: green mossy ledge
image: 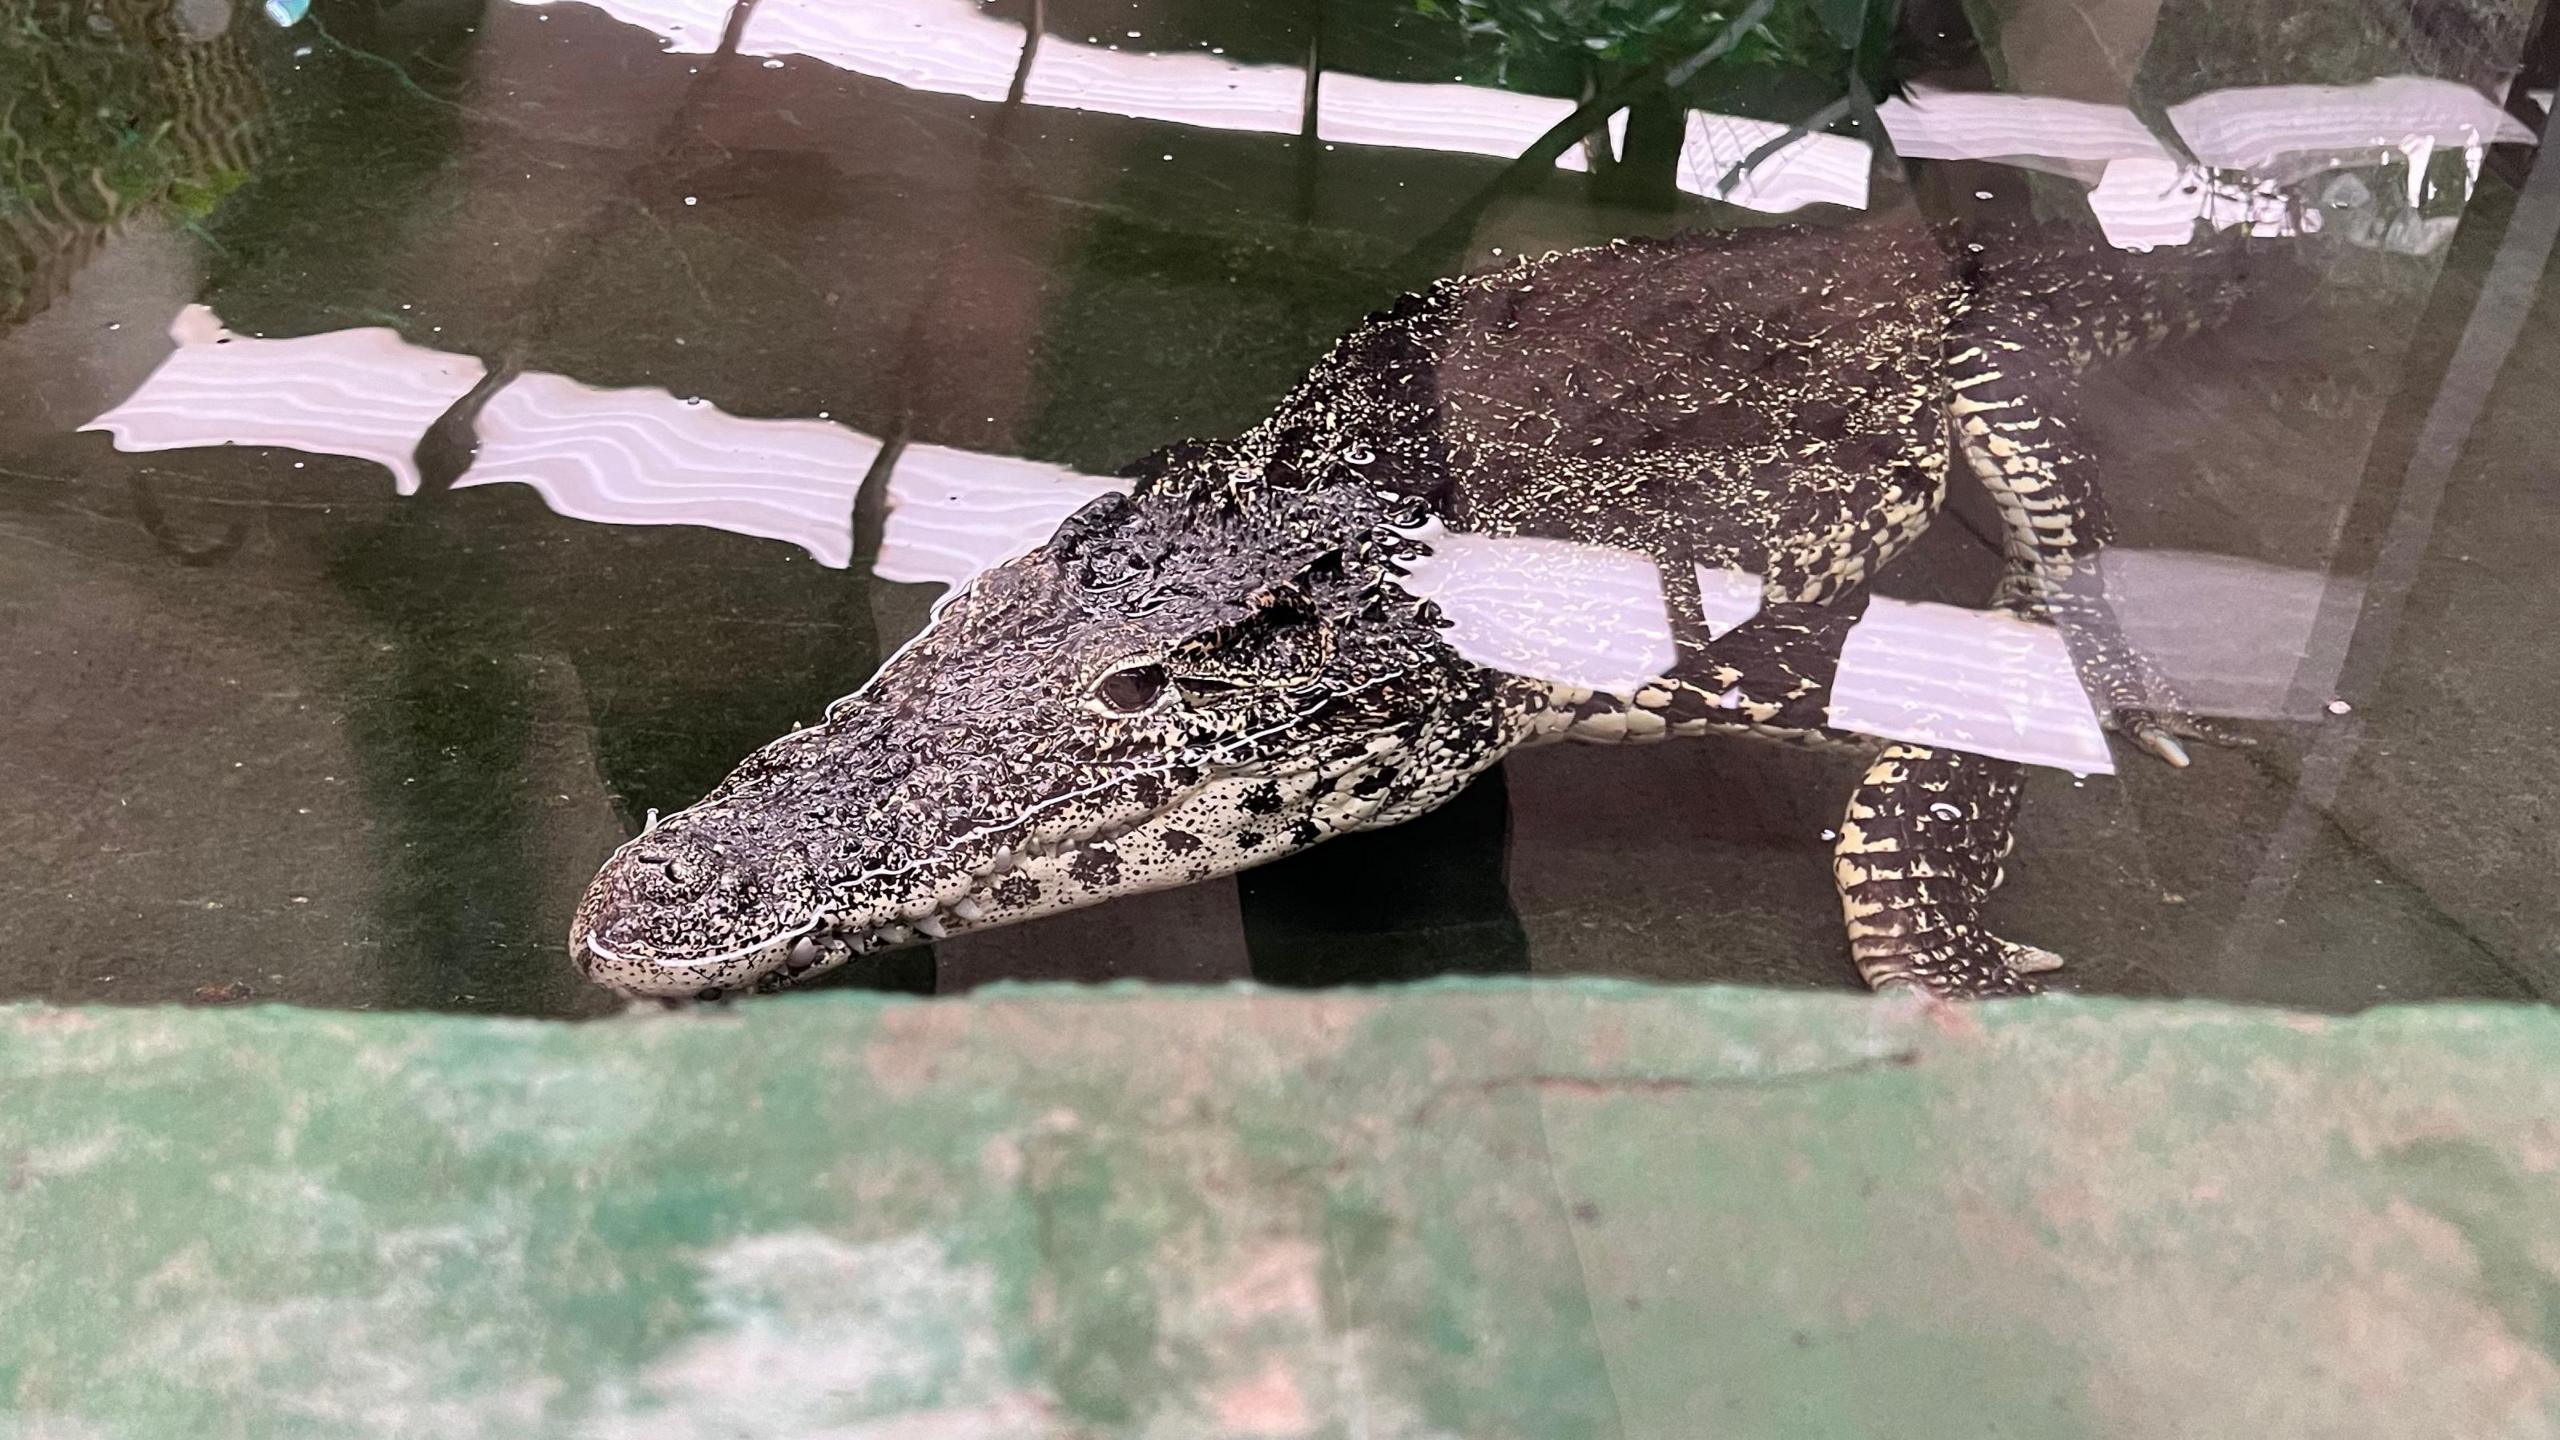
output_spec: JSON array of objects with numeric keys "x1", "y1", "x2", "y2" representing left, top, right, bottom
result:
[{"x1": 4, "y1": 983, "x2": 2556, "y2": 1437}]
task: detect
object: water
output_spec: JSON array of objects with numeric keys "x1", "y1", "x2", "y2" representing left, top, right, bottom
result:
[{"x1": 2, "y1": 0, "x2": 2552, "y2": 1015}]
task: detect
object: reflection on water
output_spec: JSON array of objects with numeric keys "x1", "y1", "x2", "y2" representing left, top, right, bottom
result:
[
  {"x1": 106, "y1": 294, "x2": 2350, "y2": 783},
  {"x1": 517, "y1": 0, "x2": 1875, "y2": 211},
  {"x1": 87, "y1": 304, "x2": 485, "y2": 494},
  {"x1": 465, "y1": 370, "x2": 883, "y2": 565},
  {"x1": 1, "y1": 0, "x2": 2555, "y2": 1011}
]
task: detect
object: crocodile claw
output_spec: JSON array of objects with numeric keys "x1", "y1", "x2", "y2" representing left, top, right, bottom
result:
[
  {"x1": 2031, "y1": 584, "x2": 2249, "y2": 771},
  {"x1": 1859, "y1": 928, "x2": 2063, "y2": 999},
  {"x1": 2124, "y1": 714, "x2": 2191, "y2": 769},
  {"x1": 2003, "y1": 940, "x2": 2068, "y2": 974},
  {"x1": 2140, "y1": 728, "x2": 2191, "y2": 769},
  {"x1": 2108, "y1": 704, "x2": 2252, "y2": 770}
]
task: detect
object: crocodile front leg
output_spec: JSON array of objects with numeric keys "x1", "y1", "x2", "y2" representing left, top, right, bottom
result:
[
  {"x1": 1941, "y1": 321, "x2": 2214, "y2": 768},
  {"x1": 1833, "y1": 743, "x2": 2063, "y2": 998}
]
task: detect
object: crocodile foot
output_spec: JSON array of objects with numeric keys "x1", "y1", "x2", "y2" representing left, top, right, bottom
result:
[
  {"x1": 1854, "y1": 924, "x2": 2064, "y2": 999},
  {"x1": 2106, "y1": 702, "x2": 2249, "y2": 770},
  {"x1": 1833, "y1": 744, "x2": 2059, "y2": 1000},
  {"x1": 2028, "y1": 586, "x2": 2250, "y2": 770}
]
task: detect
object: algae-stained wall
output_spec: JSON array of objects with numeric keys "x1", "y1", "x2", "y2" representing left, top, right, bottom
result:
[{"x1": 3, "y1": 985, "x2": 2557, "y2": 1437}]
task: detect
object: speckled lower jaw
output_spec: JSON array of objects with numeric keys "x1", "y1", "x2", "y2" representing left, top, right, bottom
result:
[
  {"x1": 573, "y1": 787, "x2": 1164, "y2": 999},
  {"x1": 587, "y1": 741, "x2": 1414, "y2": 1002},
  {"x1": 745, "y1": 767, "x2": 1376, "y2": 996},
  {"x1": 580, "y1": 814, "x2": 1151, "y2": 1001},
  {"x1": 574, "y1": 919, "x2": 813, "y2": 1000}
]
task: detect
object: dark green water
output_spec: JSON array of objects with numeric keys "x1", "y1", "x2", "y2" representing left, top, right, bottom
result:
[{"x1": 3, "y1": 0, "x2": 2553, "y2": 1013}]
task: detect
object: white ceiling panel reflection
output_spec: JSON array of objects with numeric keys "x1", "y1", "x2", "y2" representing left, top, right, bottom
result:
[
  {"x1": 460, "y1": 372, "x2": 884, "y2": 565},
  {"x1": 1396, "y1": 525, "x2": 1680, "y2": 696},
  {"x1": 1830, "y1": 597, "x2": 2112, "y2": 774},
  {"x1": 82, "y1": 305, "x2": 485, "y2": 496},
  {"x1": 515, "y1": 0, "x2": 2532, "y2": 248},
  {"x1": 88, "y1": 306, "x2": 2366, "y2": 775},
  {"x1": 872, "y1": 442, "x2": 1122, "y2": 588},
  {"x1": 514, "y1": 0, "x2": 1869, "y2": 213}
]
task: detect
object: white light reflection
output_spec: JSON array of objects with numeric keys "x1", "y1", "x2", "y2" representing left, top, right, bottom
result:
[
  {"x1": 458, "y1": 372, "x2": 883, "y2": 566},
  {"x1": 81, "y1": 305, "x2": 485, "y2": 495},
  {"x1": 1883, "y1": 78, "x2": 2532, "y2": 249},
  {"x1": 83, "y1": 309, "x2": 2342, "y2": 775},
  {"x1": 1830, "y1": 597, "x2": 2111, "y2": 774},
  {"x1": 518, "y1": 0, "x2": 2533, "y2": 247},
  {"x1": 870, "y1": 442, "x2": 1120, "y2": 588},
  {"x1": 1396, "y1": 524, "x2": 1679, "y2": 695},
  {"x1": 1319, "y1": 74, "x2": 1868, "y2": 212},
  {"x1": 2168, "y1": 76, "x2": 2528, "y2": 175},
  {"x1": 2087, "y1": 160, "x2": 2300, "y2": 252},
  {"x1": 513, "y1": 0, "x2": 1867, "y2": 213}
]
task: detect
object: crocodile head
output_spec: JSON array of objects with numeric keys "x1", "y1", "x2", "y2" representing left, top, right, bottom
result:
[{"x1": 569, "y1": 443, "x2": 1536, "y2": 997}]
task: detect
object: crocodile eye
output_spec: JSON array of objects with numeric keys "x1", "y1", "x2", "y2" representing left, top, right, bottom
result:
[{"x1": 1094, "y1": 663, "x2": 1170, "y2": 714}]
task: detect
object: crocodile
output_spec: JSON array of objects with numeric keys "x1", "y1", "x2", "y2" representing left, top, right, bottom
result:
[{"x1": 570, "y1": 213, "x2": 2264, "y2": 1001}]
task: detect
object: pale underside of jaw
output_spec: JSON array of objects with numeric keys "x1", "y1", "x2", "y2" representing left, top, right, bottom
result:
[{"x1": 615, "y1": 747, "x2": 1411, "y2": 999}]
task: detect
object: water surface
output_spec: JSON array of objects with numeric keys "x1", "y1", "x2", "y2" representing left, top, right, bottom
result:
[{"x1": 4, "y1": 0, "x2": 2554, "y2": 1013}]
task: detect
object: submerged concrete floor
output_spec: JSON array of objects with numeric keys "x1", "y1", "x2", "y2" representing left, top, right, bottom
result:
[{"x1": 4, "y1": 983, "x2": 2558, "y2": 1438}]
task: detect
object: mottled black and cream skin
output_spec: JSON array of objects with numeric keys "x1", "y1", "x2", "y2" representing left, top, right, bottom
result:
[
  {"x1": 572, "y1": 216, "x2": 2256, "y2": 1001},
  {"x1": 572, "y1": 470, "x2": 1546, "y2": 997}
]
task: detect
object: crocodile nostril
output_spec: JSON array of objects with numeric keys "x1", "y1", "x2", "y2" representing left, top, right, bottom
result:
[{"x1": 574, "y1": 817, "x2": 828, "y2": 993}]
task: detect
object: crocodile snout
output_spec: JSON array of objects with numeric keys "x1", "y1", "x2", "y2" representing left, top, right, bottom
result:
[{"x1": 570, "y1": 820, "x2": 821, "y2": 997}]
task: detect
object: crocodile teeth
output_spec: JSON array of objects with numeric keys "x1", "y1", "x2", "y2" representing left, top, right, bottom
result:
[
  {"x1": 913, "y1": 914, "x2": 949, "y2": 940},
  {"x1": 952, "y1": 897, "x2": 987, "y2": 922}
]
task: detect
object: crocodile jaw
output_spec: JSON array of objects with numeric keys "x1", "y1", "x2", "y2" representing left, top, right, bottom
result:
[
  {"x1": 566, "y1": 649, "x2": 1532, "y2": 1001},
  {"x1": 791, "y1": 737, "x2": 1454, "y2": 987},
  {"x1": 574, "y1": 732, "x2": 1440, "y2": 999},
  {"x1": 567, "y1": 443, "x2": 1517, "y2": 1000}
]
